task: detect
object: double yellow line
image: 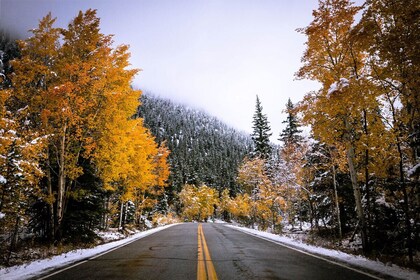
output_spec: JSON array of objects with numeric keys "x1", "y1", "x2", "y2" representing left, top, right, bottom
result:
[{"x1": 197, "y1": 224, "x2": 218, "y2": 280}]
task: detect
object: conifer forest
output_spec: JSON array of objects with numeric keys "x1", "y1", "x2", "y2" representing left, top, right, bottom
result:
[{"x1": 0, "y1": 0, "x2": 419, "y2": 271}]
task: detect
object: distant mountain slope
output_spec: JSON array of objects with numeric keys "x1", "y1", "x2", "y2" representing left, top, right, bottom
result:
[{"x1": 137, "y1": 93, "x2": 253, "y2": 194}]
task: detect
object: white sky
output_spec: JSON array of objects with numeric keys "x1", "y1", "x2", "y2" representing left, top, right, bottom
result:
[{"x1": 1, "y1": 0, "x2": 329, "y2": 143}]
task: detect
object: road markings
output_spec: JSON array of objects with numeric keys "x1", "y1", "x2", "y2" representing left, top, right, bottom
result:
[
  {"x1": 38, "y1": 224, "x2": 177, "y2": 279},
  {"x1": 197, "y1": 224, "x2": 218, "y2": 280},
  {"x1": 230, "y1": 226, "x2": 384, "y2": 280}
]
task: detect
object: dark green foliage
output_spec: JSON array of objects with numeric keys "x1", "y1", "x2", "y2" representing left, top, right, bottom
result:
[
  {"x1": 251, "y1": 95, "x2": 272, "y2": 159},
  {"x1": 302, "y1": 141, "x2": 356, "y2": 233},
  {"x1": 61, "y1": 161, "x2": 106, "y2": 244},
  {"x1": 137, "y1": 93, "x2": 253, "y2": 195},
  {"x1": 279, "y1": 98, "x2": 303, "y2": 146},
  {"x1": 0, "y1": 31, "x2": 19, "y2": 89}
]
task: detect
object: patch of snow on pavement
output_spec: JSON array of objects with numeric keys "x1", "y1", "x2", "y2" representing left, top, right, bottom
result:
[
  {"x1": 0, "y1": 224, "x2": 177, "y2": 280},
  {"x1": 227, "y1": 225, "x2": 419, "y2": 280}
]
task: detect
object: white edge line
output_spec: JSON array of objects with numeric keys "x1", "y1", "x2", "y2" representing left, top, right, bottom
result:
[
  {"x1": 226, "y1": 225, "x2": 384, "y2": 280},
  {"x1": 36, "y1": 260, "x2": 89, "y2": 280},
  {"x1": 37, "y1": 224, "x2": 178, "y2": 280}
]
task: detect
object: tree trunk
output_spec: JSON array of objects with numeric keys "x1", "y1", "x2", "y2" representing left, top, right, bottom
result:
[
  {"x1": 102, "y1": 197, "x2": 108, "y2": 230},
  {"x1": 55, "y1": 125, "x2": 67, "y2": 241},
  {"x1": 46, "y1": 147, "x2": 55, "y2": 241},
  {"x1": 332, "y1": 165, "x2": 342, "y2": 238},
  {"x1": 343, "y1": 116, "x2": 368, "y2": 253},
  {"x1": 346, "y1": 144, "x2": 369, "y2": 253},
  {"x1": 308, "y1": 196, "x2": 314, "y2": 230},
  {"x1": 7, "y1": 214, "x2": 20, "y2": 265},
  {"x1": 363, "y1": 109, "x2": 371, "y2": 240},
  {"x1": 396, "y1": 141, "x2": 413, "y2": 263},
  {"x1": 118, "y1": 201, "x2": 124, "y2": 230}
]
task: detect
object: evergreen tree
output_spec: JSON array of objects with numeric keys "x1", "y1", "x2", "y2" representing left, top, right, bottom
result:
[
  {"x1": 0, "y1": 31, "x2": 19, "y2": 89},
  {"x1": 138, "y1": 93, "x2": 252, "y2": 195},
  {"x1": 251, "y1": 95, "x2": 272, "y2": 159},
  {"x1": 279, "y1": 98, "x2": 303, "y2": 146}
]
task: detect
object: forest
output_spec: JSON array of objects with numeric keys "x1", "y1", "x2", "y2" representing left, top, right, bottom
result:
[{"x1": 0, "y1": 0, "x2": 419, "y2": 270}]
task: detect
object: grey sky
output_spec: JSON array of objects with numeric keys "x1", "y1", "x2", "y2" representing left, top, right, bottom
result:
[{"x1": 1, "y1": 0, "x2": 326, "y2": 142}]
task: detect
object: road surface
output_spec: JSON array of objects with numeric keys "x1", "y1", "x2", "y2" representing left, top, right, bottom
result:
[{"x1": 38, "y1": 223, "x2": 384, "y2": 280}]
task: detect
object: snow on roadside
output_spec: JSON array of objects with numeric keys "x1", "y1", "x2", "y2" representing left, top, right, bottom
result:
[
  {"x1": 95, "y1": 228, "x2": 126, "y2": 242},
  {"x1": 207, "y1": 218, "x2": 227, "y2": 224},
  {"x1": 227, "y1": 225, "x2": 419, "y2": 280},
  {"x1": 0, "y1": 224, "x2": 177, "y2": 280}
]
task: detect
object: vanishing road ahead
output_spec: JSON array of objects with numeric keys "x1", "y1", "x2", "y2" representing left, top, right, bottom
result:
[{"x1": 38, "y1": 223, "x2": 384, "y2": 280}]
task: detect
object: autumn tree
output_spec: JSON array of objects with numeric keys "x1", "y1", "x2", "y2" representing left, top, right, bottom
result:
[
  {"x1": 357, "y1": 0, "x2": 420, "y2": 262},
  {"x1": 219, "y1": 191, "x2": 252, "y2": 225},
  {"x1": 296, "y1": 0, "x2": 374, "y2": 252},
  {"x1": 237, "y1": 157, "x2": 267, "y2": 196},
  {"x1": 256, "y1": 179, "x2": 285, "y2": 232},
  {"x1": 8, "y1": 13, "x2": 62, "y2": 241},
  {"x1": 179, "y1": 184, "x2": 219, "y2": 221},
  {"x1": 0, "y1": 105, "x2": 45, "y2": 263},
  {"x1": 9, "y1": 10, "x2": 165, "y2": 241},
  {"x1": 237, "y1": 157, "x2": 284, "y2": 229}
]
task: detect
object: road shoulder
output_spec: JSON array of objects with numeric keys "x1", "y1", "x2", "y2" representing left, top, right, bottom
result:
[
  {"x1": 0, "y1": 224, "x2": 179, "y2": 280},
  {"x1": 226, "y1": 225, "x2": 418, "y2": 280}
]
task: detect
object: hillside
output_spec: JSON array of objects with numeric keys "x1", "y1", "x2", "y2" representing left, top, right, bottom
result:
[{"x1": 137, "y1": 93, "x2": 253, "y2": 194}]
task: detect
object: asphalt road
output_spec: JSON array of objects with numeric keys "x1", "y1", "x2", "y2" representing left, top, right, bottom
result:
[{"x1": 38, "y1": 223, "x2": 383, "y2": 280}]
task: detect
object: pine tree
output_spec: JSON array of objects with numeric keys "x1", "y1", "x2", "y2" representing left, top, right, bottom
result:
[
  {"x1": 138, "y1": 93, "x2": 252, "y2": 194},
  {"x1": 279, "y1": 98, "x2": 303, "y2": 146},
  {"x1": 0, "y1": 31, "x2": 18, "y2": 89},
  {"x1": 251, "y1": 95, "x2": 272, "y2": 159}
]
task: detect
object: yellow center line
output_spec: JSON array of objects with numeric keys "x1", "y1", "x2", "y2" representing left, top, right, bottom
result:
[
  {"x1": 197, "y1": 224, "x2": 206, "y2": 280},
  {"x1": 197, "y1": 224, "x2": 218, "y2": 280}
]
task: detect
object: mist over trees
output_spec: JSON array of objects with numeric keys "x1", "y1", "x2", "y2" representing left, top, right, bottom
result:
[{"x1": 137, "y1": 93, "x2": 253, "y2": 195}]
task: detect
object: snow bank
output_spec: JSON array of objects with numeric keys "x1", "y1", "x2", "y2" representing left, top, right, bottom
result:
[
  {"x1": 227, "y1": 225, "x2": 419, "y2": 280},
  {"x1": 0, "y1": 224, "x2": 177, "y2": 280},
  {"x1": 0, "y1": 175, "x2": 6, "y2": 184},
  {"x1": 95, "y1": 229, "x2": 126, "y2": 242}
]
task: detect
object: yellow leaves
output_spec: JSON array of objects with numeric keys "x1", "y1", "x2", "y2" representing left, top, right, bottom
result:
[
  {"x1": 152, "y1": 143, "x2": 171, "y2": 188},
  {"x1": 0, "y1": 105, "x2": 46, "y2": 219},
  {"x1": 237, "y1": 157, "x2": 267, "y2": 195},
  {"x1": 179, "y1": 184, "x2": 219, "y2": 221},
  {"x1": 94, "y1": 87, "x2": 170, "y2": 208},
  {"x1": 234, "y1": 157, "x2": 285, "y2": 229},
  {"x1": 227, "y1": 193, "x2": 252, "y2": 219},
  {"x1": 7, "y1": 9, "x2": 171, "y2": 228}
]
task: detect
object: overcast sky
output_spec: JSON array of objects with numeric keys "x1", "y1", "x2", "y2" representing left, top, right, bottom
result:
[{"x1": 1, "y1": 0, "x2": 326, "y2": 143}]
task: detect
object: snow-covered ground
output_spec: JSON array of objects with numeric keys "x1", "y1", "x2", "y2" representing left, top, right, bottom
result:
[
  {"x1": 227, "y1": 225, "x2": 419, "y2": 280},
  {"x1": 0, "y1": 224, "x2": 176, "y2": 280}
]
